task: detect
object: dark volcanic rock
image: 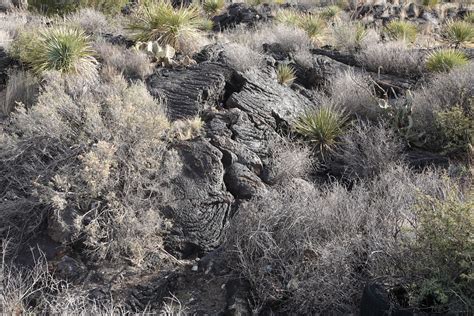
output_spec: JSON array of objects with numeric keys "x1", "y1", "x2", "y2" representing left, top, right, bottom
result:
[
  {"x1": 212, "y1": 3, "x2": 271, "y2": 31},
  {"x1": 226, "y1": 67, "x2": 316, "y2": 128},
  {"x1": 224, "y1": 163, "x2": 267, "y2": 199},
  {"x1": 147, "y1": 62, "x2": 234, "y2": 121},
  {"x1": 163, "y1": 138, "x2": 234, "y2": 257}
]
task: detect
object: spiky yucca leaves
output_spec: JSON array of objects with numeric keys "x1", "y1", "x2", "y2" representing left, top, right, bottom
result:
[
  {"x1": 443, "y1": 20, "x2": 474, "y2": 48},
  {"x1": 385, "y1": 20, "x2": 417, "y2": 43},
  {"x1": 465, "y1": 12, "x2": 474, "y2": 24},
  {"x1": 294, "y1": 105, "x2": 349, "y2": 159},
  {"x1": 202, "y1": 0, "x2": 225, "y2": 15},
  {"x1": 275, "y1": 9, "x2": 300, "y2": 26},
  {"x1": 298, "y1": 13, "x2": 326, "y2": 41},
  {"x1": 321, "y1": 5, "x2": 341, "y2": 21},
  {"x1": 276, "y1": 64, "x2": 296, "y2": 86},
  {"x1": 128, "y1": 1, "x2": 210, "y2": 53},
  {"x1": 426, "y1": 49, "x2": 468, "y2": 72},
  {"x1": 18, "y1": 27, "x2": 97, "y2": 77}
]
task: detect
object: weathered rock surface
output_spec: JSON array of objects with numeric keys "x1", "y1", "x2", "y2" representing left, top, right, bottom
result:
[
  {"x1": 163, "y1": 139, "x2": 234, "y2": 257},
  {"x1": 224, "y1": 163, "x2": 267, "y2": 199},
  {"x1": 212, "y1": 3, "x2": 272, "y2": 31},
  {"x1": 147, "y1": 62, "x2": 234, "y2": 121}
]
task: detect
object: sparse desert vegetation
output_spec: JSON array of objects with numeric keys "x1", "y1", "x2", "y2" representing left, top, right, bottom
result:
[{"x1": 0, "y1": 0, "x2": 473, "y2": 314}]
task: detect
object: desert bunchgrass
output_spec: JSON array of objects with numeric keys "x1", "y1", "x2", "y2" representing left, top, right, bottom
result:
[
  {"x1": 385, "y1": 20, "x2": 417, "y2": 43},
  {"x1": 426, "y1": 49, "x2": 468, "y2": 72},
  {"x1": 443, "y1": 20, "x2": 474, "y2": 48},
  {"x1": 276, "y1": 64, "x2": 296, "y2": 86},
  {"x1": 15, "y1": 27, "x2": 97, "y2": 78},
  {"x1": 275, "y1": 9, "x2": 300, "y2": 26},
  {"x1": 202, "y1": 0, "x2": 225, "y2": 15},
  {"x1": 294, "y1": 105, "x2": 349, "y2": 159},
  {"x1": 128, "y1": 0, "x2": 210, "y2": 54}
]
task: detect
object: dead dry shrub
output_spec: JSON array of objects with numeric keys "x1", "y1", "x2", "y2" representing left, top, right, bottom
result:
[
  {"x1": 328, "y1": 70, "x2": 382, "y2": 121},
  {"x1": 0, "y1": 72, "x2": 178, "y2": 266},
  {"x1": 356, "y1": 41, "x2": 425, "y2": 77},
  {"x1": 264, "y1": 138, "x2": 314, "y2": 185},
  {"x1": 93, "y1": 41, "x2": 152, "y2": 80},
  {"x1": 1, "y1": 70, "x2": 39, "y2": 117},
  {"x1": 333, "y1": 121, "x2": 404, "y2": 180},
  {"x1": 225, "y1": 164, "x2": 457, "y2": 313}
]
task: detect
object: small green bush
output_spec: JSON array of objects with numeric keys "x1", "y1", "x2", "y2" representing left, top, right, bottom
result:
[
  {"x1": 276, "y1": 64, "x2": 296, "y2": 86},
  {"x1": 275, "y1": 9, "x2": 300, "y2": 26},
  {"x1": 385, "y1": 20, "x2": 417, "y2": 43},
  {"x1": 202, "y1": 0, "x2": 225, "y2": 15},
  {"x1": 435, "y1": 105, "x2": 473, "y2": 155},
  {"x1": 422, "y1": 0, "x2": 438, "y2": 7},
  {"x1": 426, "y1": 49, "x2": 468, "y2": 72},
  {"x1": 443, "y1": 20, "x2": 474, "y2": 47},
  {"x1": 294, "y1": 105, "x2": 349, "y2": 159},
  {"x1": 298, "y1": 13, "x2": 326, "y2": 41},
  {"x1": 128, "y1": 0, "x2": 210, "y2": 54},
  {"x1": 13, "y1": 27, "x2": 97, "y2": 78},
  {"x1": 406, "y1": 191, "x2": 474, "y2": 312}
]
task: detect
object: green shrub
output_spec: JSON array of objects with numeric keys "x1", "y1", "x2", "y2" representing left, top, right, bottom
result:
[
  {"x1": 128, "y1": 0, "x2": 210, "y2": 54},
  {"x1": 422, "y1": 0, "x2": 438, "y2": 7},
  {"x1": 13, "y1": 27, "x2": 97, "y2": 78},
  {"x1": 202, "y1": 0, "x2": 225, "y2": 15},
  {"x1": 385, "y1": 20, "x2": 417, "y2": 43},
  {"x1": 426, "y1": 49, "x2": 468, "y2": 72},
  {"x1": 276, "y1": 64, "x2": 296, "y2": 86},
  {"x1": 275, "y1": 9, "x2": 300, "y2": 26},
  {"x1": 435, "y1": 105, "x2": 473, "y2": 155},
  {"x1": 406, "y1": 191, "x2": 474, "y2": 312},
  {"x1": 443, "y1": 20, "x2": 474, "y2": 47},
  {"x1": 293, "y1": 105, "x2": 349, "y2": 159}
]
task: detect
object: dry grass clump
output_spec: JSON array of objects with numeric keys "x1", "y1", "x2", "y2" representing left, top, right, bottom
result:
[
  {"x1": 328, "y1": 70, "x2": 381, "y2": 121},
  {"x1": 275, "y1": 10, "x2": 326, "y2": 43},
  {"x1": 329, "y1": 20, "x2": 375, "y2": 53},
  {"x1": 67, "y1": 8, "x2": 109, "y2": 35},
  {"x1": 333, "y1": 121, "x2": 404, "y2": 180},
  {"x1": 0, "y1": 72, "x2": 178, "y2": 265},
  {"x1": 426, "y1": 49, "x2": 469, "y2": 73},
  {"x1": 1, "y1": 70, "x2": 39, "y2": 117},
  {"x1": 220, "y1": 42, "x2": 265, "y2": 72},
  {"x1": 265, "y1": 138, "x2": 313, "y2": 185},
  {"x1": 226, "y1": 23, "x2": 311, "y2": 53},
  {"x1": 226, "y1": 164, "x2": 457, "y2": 313},
  {"x1": 356, "y1": 41, "x2": 425, "y2": 77},
  {"x1": 128, "y1": 0, "x2": 210, "y2": 55},
  {"x1": 94, "y1": 41, "x2": 152, "y2": 80}
]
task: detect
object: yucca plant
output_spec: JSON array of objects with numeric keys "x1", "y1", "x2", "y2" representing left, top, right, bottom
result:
[
  {"x1": 465, "y1": 12, "x2": 474, "y2": 24},
  {"x1": 321, "y1": 5, "x2": 341, "y2": 21},
  {"x1": 275, "y1": 9, "x2": 301, "y2": 26},
  {"x1": 298, "y1": 13, "x2": 326, "y2": 41},
  {"x1": 426, "y1": 49, "x2": 468, "y2": 73},
  {"x1": 422, "y1": 0, "x2": 438, "y2": 7},
  {"x1": 202, "y1": 0, "x2": 225, "y2": 16},
  {"x1": 293, "y1": 105, "x2": 349, "y2": 159},
  {"x1": 128, "y1": 1, "x2": 210, "y2": 53},
  {"x1": 276, "y1": 64, "x2": 296, "y2": 86},
  {"x1": 443, "y1": 20, "x2": 474, "y2": 48},
  {"x1": 385, "y1": 20, "x2": 417, "y2": 43},
  {"x1": 17, "y1": 27, "x2": 97, "y2": 77}
]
